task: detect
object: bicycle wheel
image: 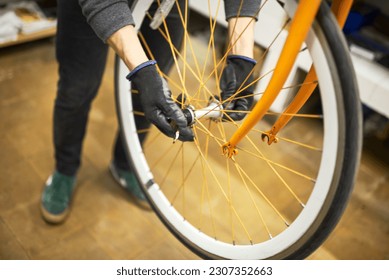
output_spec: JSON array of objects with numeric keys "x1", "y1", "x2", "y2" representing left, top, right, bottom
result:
[{"x1": 115, "y1": 0, "x2": 362, "y2": 259}]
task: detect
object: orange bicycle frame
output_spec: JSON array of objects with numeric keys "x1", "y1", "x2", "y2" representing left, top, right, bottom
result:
[{"x1": 222, "y1": 0, "x2": 353, "y2": 157}]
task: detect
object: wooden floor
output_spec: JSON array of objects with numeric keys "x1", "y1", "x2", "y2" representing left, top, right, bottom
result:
[{"x1": 0, "y1": 38, "x2": 388, "y2": 260}]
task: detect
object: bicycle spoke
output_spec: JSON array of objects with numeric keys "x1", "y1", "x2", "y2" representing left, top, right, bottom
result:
[
  {"x1": 143, "y1": 13, "x2": 217, "y2": 102},
  {"x1": 196, "y1": 120, "x2": 224, "y2": 140},
  {"x1": 138, "y1": 31, "x2": 185, "y2": 93},
  {"x1": 239, "y1": 145, "x2": 316, "y2": 183},
  {"x1": 276, "y1": 135, "x2": 322, "y2": 151},
  {"x1": 143, "y1": 133, "x2": 163, "y2": 151},
  {"x1": 199, "y1": 0, "x2": 222, "y2": 88},
  {"x1": 215, "y1": 120, "x2": 317, "y2": 182},
  {"x1": 175, "y1": 0, "x2": 203, "y2": 80},
  {"x1": 136, "y1": 128, "x2": 151, "y2": 135},
  {"x1": 159, "y1": 145, "x2": 183, "y2": 188},
  {"x1": 169, "y1": 150, "x2": 201, "y2": 208},
  {"x1": 193, "y1": 129, "x2": 255, "y2": 242},
  {"x1": 197, "y1": 125, "x2": 217, "y2": 235},
  {"x1": 149, "y1": 140, "x2": 179, "y2": 171},
  {"x1": 266, "y1": 112, "x2": 322, "y2": 119},
  {"x1": 232, "y1": 159, "x2": 274, "y2": 240},
  {"x1": 234, "y1": 161, "x2": 290, "y2": 227}
]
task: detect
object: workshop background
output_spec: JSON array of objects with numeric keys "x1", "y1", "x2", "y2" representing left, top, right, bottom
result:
[{"x1": 0, "y1": 0, "x2": 388, "y2": 259}]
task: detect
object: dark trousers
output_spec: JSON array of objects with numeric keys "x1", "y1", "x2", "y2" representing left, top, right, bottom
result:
[{"x1": 54, "y1": 0, "x2": 185, "y2": 176}]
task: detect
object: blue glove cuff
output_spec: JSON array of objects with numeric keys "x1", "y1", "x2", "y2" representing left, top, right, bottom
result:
[
  {"x1": 227, "y1": 55, "x2": 257, "y2": 65},
  {"x1": 126, "y1": 60, "x2": 157, "y2": 81}
]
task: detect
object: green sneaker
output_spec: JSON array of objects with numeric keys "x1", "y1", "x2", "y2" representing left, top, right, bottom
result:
[
  {"x1": 109, "y1": 162, "x2": 151, "y2": 210},
  {"x1": 40, "y1": 171, "x2": 76, "y2": 224}
]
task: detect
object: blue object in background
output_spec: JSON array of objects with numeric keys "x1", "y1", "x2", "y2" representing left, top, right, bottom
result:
[{"x1": 343, "y1": 3, "x2": 380, "y2": 34}]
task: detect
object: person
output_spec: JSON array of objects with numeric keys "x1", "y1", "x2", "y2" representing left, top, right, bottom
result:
[{"x1": 40, "y1": 0, "x2": 261, "y2": 224}]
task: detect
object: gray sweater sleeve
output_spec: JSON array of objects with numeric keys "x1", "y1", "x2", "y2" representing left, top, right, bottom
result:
[
  {"x1": 224, "y1": 0, "x2": 262, "y2": 20},
  {"x1": 79, "y1": 0, "x2": 261, "y2": 42},
  {"x1": 78, "y1": 0, "x2": 135, "y2": 42}
]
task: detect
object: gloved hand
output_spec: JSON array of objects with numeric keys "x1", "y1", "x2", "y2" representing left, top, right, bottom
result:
[
  {"x1": 220, "y1": 55, "x2": 256, "y2": 121},
  {"x1": 127, "y1": 60, "x2": 194, "y2": 142}
]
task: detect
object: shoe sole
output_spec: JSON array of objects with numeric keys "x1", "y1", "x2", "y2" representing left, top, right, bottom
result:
[
  {"x1": 40, "y1": 175, "x2": 71, "y2": 224},
  {"x1": 40, "y1": 203, "x2": 69, "y2": 224}
]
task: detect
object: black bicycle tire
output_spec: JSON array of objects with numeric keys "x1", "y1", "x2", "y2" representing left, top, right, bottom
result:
[{"x1": 283, "y1": 2, "x2": 362, "y2": 260}]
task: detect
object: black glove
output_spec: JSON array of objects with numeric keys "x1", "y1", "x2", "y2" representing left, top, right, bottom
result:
[
  {"x1": 127, "y1": 60, "x2": 194, "y2": 142},
  {"x1": 220, "y1": 55, "x2": 256, "y2": 121}
]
